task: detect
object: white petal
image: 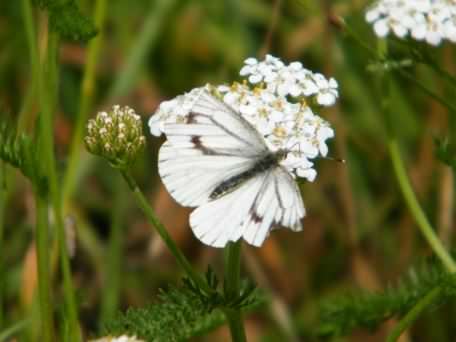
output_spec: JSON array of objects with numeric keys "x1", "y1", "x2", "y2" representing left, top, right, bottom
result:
[
  {"x1": 317, "y1": 92, "x2": 336, "y2": 106},
  {"x1": 297, "y1": 167, "x2": 317, "y2": 181},
  {"x1": 366, "y1": 9, "x2": 380, "y2": 23},
  {"x1": 249, "y1": 74, "x2": 263, "y2": 84},
  {"x1": 426, "y1": 31, "x2": 442, "y2": 45},
  {"x1": 239, "y1": 65, "x2": 252, "y2": 76},
  {"x1": 148, "y1": 116, "x2": 164, "y2": 136},
  {"x1": 374, "y1": 19, "x2": 390, "y2": 37},
  {"x1": 244, "y1": 57, "x2": 258, "y2": 65},
  {"x1": 392, "y1": 23, "x2": 408, "y2": 38}
]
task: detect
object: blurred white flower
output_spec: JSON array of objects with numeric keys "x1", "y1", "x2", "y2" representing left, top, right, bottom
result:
[
  {"x1": 148, "y1": 55, "x2": 337, "y2": 180},
  {"x1": 366, "y1": 0, "x2": 456, "y2": 45}
]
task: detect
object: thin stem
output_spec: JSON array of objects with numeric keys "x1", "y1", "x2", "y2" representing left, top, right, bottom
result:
[
  {"x1": 258, "y1": 0, "x2": 282, "y2": 58},
  {"x1": 62, "y1": 0, "x2": 108, "y2": 208},
  {"x1": 386, "y1": 286, "x2": 442, "y2": 342},
  {"x1": 38, "y1": 31, "x2": 82, "y2": 341},
  {"x1": 19, "y1": 0, "x2": 39, "y2": 132},
  {"x1": 35, "y1": 196, "x2": 54, "y2": 342},
  {"x1": 100, "y1": 176, "x2": 124, "y2": 325},
  {"x1": 0, "y1": 163, "x2": 5, "y2": 327},
  {"x1": 119, "y1": 170, "x2": 209, "y2": 292},
  {"x1": 388, "y1": 140, "x2": 456, "y2": 273},
  {"x1": 224, "y1": 241, "x2": 247, "y2": 342}
]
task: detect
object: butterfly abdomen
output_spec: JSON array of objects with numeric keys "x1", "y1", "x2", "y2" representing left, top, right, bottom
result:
[{"x1": 209, "y1": 152, "x2": 282, "y2": 200}]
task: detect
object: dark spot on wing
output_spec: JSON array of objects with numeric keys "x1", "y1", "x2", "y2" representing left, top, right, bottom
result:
[
  {"x1": 191, "y1": 135, "x2": 202, "y2": 148},
  {"x1": 190, "y1": 135, "x2": 221, "y2": 156},
  {"x1": 187, "y1": 112, "x2": 198, "y2": 123},
  {"x1": 251, "y1": 210, "x2": 263, "y2": 224}
]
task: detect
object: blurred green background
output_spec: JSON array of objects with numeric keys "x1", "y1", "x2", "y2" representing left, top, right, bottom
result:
[{"x1": 1, "y1": 0, "x2": 456, "y2": 341}]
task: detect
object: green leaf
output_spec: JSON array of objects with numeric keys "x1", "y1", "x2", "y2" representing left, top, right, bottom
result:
[
  {"x1": 102, "y1": 271, "x2": 265, "y2": 341},
  {"x1": 0, "y1": 120, "x2": 48, "y2": 196}
]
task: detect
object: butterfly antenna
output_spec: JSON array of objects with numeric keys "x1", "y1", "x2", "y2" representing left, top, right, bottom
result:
[{"x1": 323, "y1": 156, "x2": 346, "y2": 163}]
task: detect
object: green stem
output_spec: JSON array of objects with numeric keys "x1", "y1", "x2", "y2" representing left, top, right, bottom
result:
[
  {"x1": 224, "y1": 241, "x2": 247, "y2": 342},
  {"x1": 388, "y1": 140, "x2": 456, "y2": 272},
  {"x1": 0, "y1": 163, "x2": 5, "y2": 327},
  {"x1": 120, "y1": 170, "x2": 208, "y2": 292},
  {"x1": 62, "y1": 0, "x2": 107, "y2": 208},
  {"x1": 19, "y1": 0, "x2": 39, "y2": 132},
  {"x1": 38, "y1": 31, "x2": 82, "y2": 341},
  {"x1": 386, "y1": 286, "x2": 442, "y2": 342},
  {"x1": 100, "y1": 176, "x2": 124, "y2": 325},
  {"x1": 35, "y1": 196, "x2": 54, "y2": 342}
]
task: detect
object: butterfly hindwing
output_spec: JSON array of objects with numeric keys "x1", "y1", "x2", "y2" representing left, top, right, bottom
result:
[{"x1": 190, "y1": 166, "x2": 305, "y2": 247}]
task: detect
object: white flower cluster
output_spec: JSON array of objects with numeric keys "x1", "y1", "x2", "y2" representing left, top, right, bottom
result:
[
  {"x1": 366, "y1": 0, "x2": 456, "y2": 45},
  {"x1": 239, "y1": 55, "x2": 339, "y2": 106},
  {"x1": 149, "y1": 55, "x2": 337, "y2": 181}
]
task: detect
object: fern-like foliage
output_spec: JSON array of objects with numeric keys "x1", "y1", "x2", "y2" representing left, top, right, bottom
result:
[
  {"x1": 32, "y1": 0, "x2": 97, "y2": 42},
  {"x1": 0, "y1": 120, "x2": 47, "y2": 195},
  {"x1": 317, "y1": 257, "x2": 456, "y2": 337},
  {"x1": 103, "y1": 285, "x2": 224, "y2": 342},
  {"x1": 102, "y1": 268, "x2": 263, "y2": 341}
]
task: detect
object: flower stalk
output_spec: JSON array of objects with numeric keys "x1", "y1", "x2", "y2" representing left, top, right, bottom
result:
[
  {"x1": 0, "y1": 162, "x2": 5, "y2": 327},
  {"x1": 35, "y1": 196, "x2": 55, "y2": 342},
  {"x1": 119, "y1": 170, "x2": 208, "y2": 292},
  {"x1": 388, "y1": 140, "x2": 456, "y2": 273},
  {"x1": 38, "y1": 29, "x2": 82, "y2": 341},
  {"x1": 224, "y1": 241, "x2": 247, "y2": 342},
  {"x1": 375, "y1": 36, "x2": 456, "y2": 341}
]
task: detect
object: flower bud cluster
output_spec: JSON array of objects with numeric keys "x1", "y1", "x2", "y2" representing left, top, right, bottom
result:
[{"x1": 85, "y1": 105, "x2": 145, "y2": 169}]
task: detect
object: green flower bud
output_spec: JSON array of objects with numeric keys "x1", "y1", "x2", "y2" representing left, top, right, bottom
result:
[{"x1": 85, "y1": 105, "x2": 146, "y2": 169}]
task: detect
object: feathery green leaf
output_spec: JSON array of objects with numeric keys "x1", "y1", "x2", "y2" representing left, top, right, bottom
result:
[
  {"x1": 0, "y1": 120, "x2": 47, "y2": 195},
  {"x1": 102, "y1": 270, "x2": 264, "y2": 341},
  {"x1": 102, "y1": 284, "x2": 225, "y2": 342},
  {"x1": 317, "y1": 256, "x2": 456, "y2": 337}
]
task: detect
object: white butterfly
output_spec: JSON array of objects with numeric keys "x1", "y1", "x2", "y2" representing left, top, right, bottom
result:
[{"x1": 158, "y1": 89, "x2": 305, "y2": 248}]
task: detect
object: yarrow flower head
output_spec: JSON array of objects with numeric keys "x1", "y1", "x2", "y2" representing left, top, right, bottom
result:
[
  {"x1": 85, "y1": 105, "x2": 146, "y2": 170},
  {"x1": 149, "y1": 55, "x2": 337, "y2": 182},
  {"x1": 365, "y1": 0, "x2": 456, "y2": 45}
]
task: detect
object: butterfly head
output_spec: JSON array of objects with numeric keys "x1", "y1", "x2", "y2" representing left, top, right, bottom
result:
[{"x1": 275, "y1": 149, "x2": 289, "y2": 162}]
